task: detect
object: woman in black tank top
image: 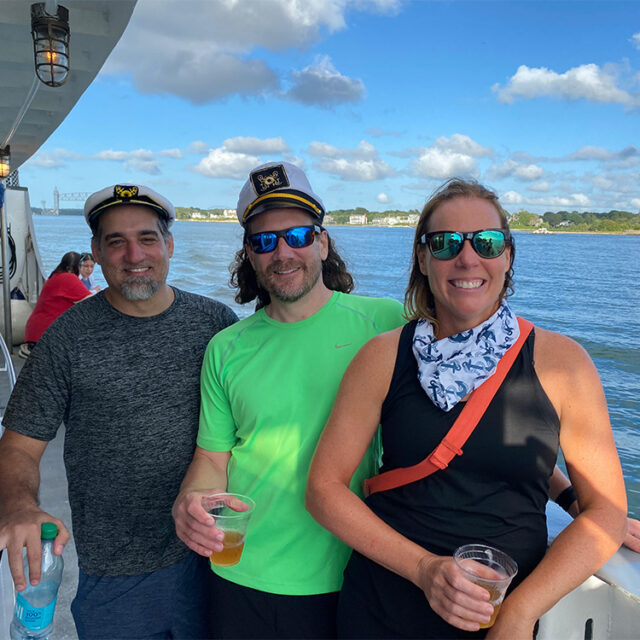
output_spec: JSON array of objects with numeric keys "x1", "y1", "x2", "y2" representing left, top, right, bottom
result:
[{"x1": 307, "y1": 179, "x2": 627, "y2": 638}]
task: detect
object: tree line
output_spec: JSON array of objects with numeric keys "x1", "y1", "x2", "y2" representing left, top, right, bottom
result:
[
  {"x1": 509, "y1": 209, "x2": 640, "y2": 233},
  {"x1": 157, "y1": 205, "x2": 640, "y2": 233}
]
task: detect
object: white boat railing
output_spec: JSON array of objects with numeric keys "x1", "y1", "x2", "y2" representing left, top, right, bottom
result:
[
  {"x1": 0, "y1": 330, "x2": 16, "y2": 392},
  {"x1": 539, "y1": 503, "x2": 640, "y2": 639}
]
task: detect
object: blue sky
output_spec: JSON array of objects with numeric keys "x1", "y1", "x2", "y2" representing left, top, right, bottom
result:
[{"x1": 21, "y1": 0, "x2": 640, "y2": 215}]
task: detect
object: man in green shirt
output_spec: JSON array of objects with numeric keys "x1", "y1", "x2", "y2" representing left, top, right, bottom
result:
[{"x1": 172, "y1": 162, "x2": 405, "y2": 638}]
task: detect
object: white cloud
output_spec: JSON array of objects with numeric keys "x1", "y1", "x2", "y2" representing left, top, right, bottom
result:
[
  {"x1": 93, "y1": 148, "x2": 162, "y2": 174},
  {"x1": 316, "y1": 158, "x2": 395, "y2": 181},
  {"x1": 308, "y1": 142, "x2": 343, "y2": 157},
  {"x1": 585, "y1": 171, "x2": 639, "y2": 195},
  {"x1": 285, "y1": 55, "x2": 365, "y2": 106},
  {"x1": 376, "y1": 192, "x2": 390, "y2": 204},
  {"x1": 631, "y1": 33, "x2": 640, "y2": 50},
  {"x1": 493, "y1": 64, "x2": 634, "y2": 105},
  {"x1": 30, "y1": 146, "x2": 179, "y2": 174},
  {"x1": 514, "y1": 164, "x2": 544, "y2": 180},
  {"x1": 119, "y1": 0, "x2": 349, "y2": 54},
  {"x1": 500, "y1": 191, "x2": 524, "y2": 205},
  {"x1": 104, "y1": 0, "x2": 397, "y2": 104},
  {"x1": 533, "y1": 193, "x2": 592, "y2": 208},
  {"x1": 489, "y1": 159, "x2": 543, "y2": 181},
  {"x1": 528, "y1": 181, "x2": 550, "y2": 192},
  {"x1": 125, "y1": 160, "x2": 162, "y2": 175},
  {"x1": 563, "y1": 145, "x2": 639, "y2": 167},
  {"x1": 190, "y1": 136, "x2": 295, "y2": 178},
  {"x1": 406, "y1": 135, "x2": 489, "y2": 180},
  {"x1": 566, "y1": 145, "x2": 616, "y2": 161},
  {"x1": 95, "y1": 149, "x2": 155, "y2": 162},
  {"x1": 591, "y1": 175, "x2": 614, "y2": 190},
  {"x1": 29, "y1": 155, "x2": 65, "y2": 169},
  {"x1": 28, "y1": 148, "x2": 82, "y2": 168},
  {"x1": 124, "y1": 52, "x2": 279, "y2": 104},
  {"x1": 222, "y1": 137, "x2": 289, "y2": 154},
  {"x1": 412, "y1": 148, "x2": 477, "y2": 179},
  {"x1": 434, "y1": 134, "x2": 492, "y2": 158},
  {"x1": 308, "y1": 140, "x2": 377, "y2": 160},
  {"x1": 192, "y1": 148, "x2": 260, "y2": 179},
  {"x1": 356, "y1": 0, "x2": 403, "y2": 12},
  {"x1": 631, "y1": 198, "x2": 640, "y2": 209},
  {"x1": 187, "y1": 141, "x2": 209, "y2": 155},
  {"x1": 160, "y1": 148, "x2": 183, "y2": 158},
  {"x1": 308, "y1": 140, "x2": 394, "y2": 180}
]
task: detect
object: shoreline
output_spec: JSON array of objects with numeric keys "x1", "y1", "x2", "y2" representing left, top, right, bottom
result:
[
  {"x1": 32, "y1": 213, "x2": 640, "y2": 235},
  {"x1": 173, "y1": 218, "x2": 640, "y2": 236}
]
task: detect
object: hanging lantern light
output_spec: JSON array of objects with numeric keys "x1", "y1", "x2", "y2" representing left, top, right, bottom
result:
[
  {"x1": 31, "y1": 3, "x2": 70, "y2": 88},
  {"x1": 0, "y1": 147, "x2": 10, "y2": 179}
]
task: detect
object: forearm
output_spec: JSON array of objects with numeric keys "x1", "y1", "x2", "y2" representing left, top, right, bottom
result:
[
  {"x1": 0, "y1": 443, "x2": 41, "y2": 516},
  {"x1": 500, "y1": 506, "x2": 626, "y2": 622},
  {"x1": 178, "y1": 448, "x2": 228, "y2": 495},
  {"x1": 306, "y1": 478, "x2": 431, "y2": 587}
]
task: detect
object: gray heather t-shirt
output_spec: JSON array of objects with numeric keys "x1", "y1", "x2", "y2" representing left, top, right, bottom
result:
[{"x1": 3, "y1": 288, "x2": 237, "y2": 576}]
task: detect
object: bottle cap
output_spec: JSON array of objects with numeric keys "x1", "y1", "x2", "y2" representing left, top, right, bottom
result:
[{"x1": 41, "y1": 522, "x2": 58, "y2": 540}]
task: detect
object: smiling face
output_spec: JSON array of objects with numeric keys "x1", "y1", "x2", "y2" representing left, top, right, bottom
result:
[
  {"x1": 246, "y1": 207, "x2": 328, "y2": 307},
  {"x1": 418, "y1": 195, "x2": 512, "y2": 338},
  {"x1": 91, "y1": 205, "x2": 174, "y2": 313}
]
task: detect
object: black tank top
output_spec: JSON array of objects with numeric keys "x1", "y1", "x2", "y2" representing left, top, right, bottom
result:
[{"x1": 366, "y1": 320, "x2": 560, "y2": 579}]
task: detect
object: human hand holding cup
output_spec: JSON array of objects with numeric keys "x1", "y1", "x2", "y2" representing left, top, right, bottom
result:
[
  {"x1": 202, "y1": 493, "x2": 255, "y2": 567},
  {"x1": 453, "y1": 544, "x2": 518, "y2": 629}
]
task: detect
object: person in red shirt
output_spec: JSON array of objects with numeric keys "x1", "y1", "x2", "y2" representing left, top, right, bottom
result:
[{"x1": 20, "y1": 251, "x2": 91, "y2": 357}]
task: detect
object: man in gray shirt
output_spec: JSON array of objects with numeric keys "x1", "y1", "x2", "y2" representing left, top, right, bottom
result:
[{"x1": 0, "y1": 184, "x2": 237, "y2": 638}]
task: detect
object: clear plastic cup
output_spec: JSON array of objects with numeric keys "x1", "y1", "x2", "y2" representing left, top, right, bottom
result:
[
  {"x1": 453, "y1": 543, "x2": 518, "y2": 628},
  {"x1": 202, "y1": 493, "x2": 255, "y2": 567}
]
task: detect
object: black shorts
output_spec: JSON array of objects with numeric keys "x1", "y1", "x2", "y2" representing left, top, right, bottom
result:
[{"x1": 209, "y1": 570, "x2": 338, "y2": 639}]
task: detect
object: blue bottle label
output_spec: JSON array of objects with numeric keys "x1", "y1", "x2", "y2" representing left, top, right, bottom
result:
[{"x1": 14, "y1": 592, "x2": 56, "y2": 630}]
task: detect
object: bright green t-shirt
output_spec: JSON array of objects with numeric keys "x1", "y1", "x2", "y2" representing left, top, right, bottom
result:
[{"x1": 197, "y1": 291, "x2": 405, "y2": 595}]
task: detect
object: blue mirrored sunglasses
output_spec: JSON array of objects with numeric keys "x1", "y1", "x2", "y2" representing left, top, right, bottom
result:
[
  {"x1": 246, "y1": 225, "x2": 323, "y2": 254},
  {"x1": 419, "y1": 229, "x2": 511, "y2": 260}
]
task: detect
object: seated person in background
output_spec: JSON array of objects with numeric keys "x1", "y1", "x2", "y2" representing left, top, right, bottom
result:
[
  {"x1": 78, "y1": 252, "x2": 101, "y2": 293},
  {"x1": 19, "y1": 251, "x2": 91, "y2": 358},
  {"x1": 306, "y1": 178, "x2": 628, "y2": 639}
]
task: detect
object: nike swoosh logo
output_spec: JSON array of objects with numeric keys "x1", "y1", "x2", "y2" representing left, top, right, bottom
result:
[{"x1": 334, "y1": 343, "x2": 351, "y2": 349}]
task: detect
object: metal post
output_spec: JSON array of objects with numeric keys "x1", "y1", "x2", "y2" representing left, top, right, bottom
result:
[{"x1": 0, "y1": 183, "x2": 13, "y2": 350}]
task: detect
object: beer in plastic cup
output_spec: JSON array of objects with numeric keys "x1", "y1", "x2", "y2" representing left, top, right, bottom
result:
[
  {"x1": 202, "y1": 493, "x2": 255, "y2": 567},
  {"x1": 453, "y1": 544, "x2": 518, "y2": 629}
]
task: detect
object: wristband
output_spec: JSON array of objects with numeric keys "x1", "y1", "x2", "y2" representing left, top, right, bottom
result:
[{"x1": 554, "y1": 485, "x2": 578, "y2": 512}]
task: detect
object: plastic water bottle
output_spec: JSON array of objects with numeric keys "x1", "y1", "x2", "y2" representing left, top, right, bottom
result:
[{"x1": 9, "y1": 523, "x2": 64, "y2": 640}]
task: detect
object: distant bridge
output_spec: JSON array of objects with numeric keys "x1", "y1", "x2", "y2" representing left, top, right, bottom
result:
[{"x1": 42, "y1": 187, "x2": 91, "y2": 215}]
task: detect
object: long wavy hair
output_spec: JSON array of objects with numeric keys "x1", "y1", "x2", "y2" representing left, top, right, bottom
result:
[
  {"x1": 50, "y1": 251, "x2": 81, "y2": 277},
  {"x1": 230, "y1": 231, "x2": 354, "y2": 309},
  {"x1": 404, "y1": 178, "x2": 515, "y2": 330}
]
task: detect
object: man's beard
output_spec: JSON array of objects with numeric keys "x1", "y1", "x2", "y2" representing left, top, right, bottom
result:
[
  {"x1": 257, "y1": 259, "x2": 322, "y2": 304},
  {"x1": 121, "y1": 277, "x2": 159, "y2": 301}
]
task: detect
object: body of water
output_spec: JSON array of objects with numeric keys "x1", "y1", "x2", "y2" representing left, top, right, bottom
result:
[{"x1": 33, "y1": 216, "x2": 640, "y2": 517}]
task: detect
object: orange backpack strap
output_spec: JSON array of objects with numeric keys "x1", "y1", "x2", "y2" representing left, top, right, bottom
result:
[{"x1": 363, "y1": 317, "x2": 534, "y2": 498}]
